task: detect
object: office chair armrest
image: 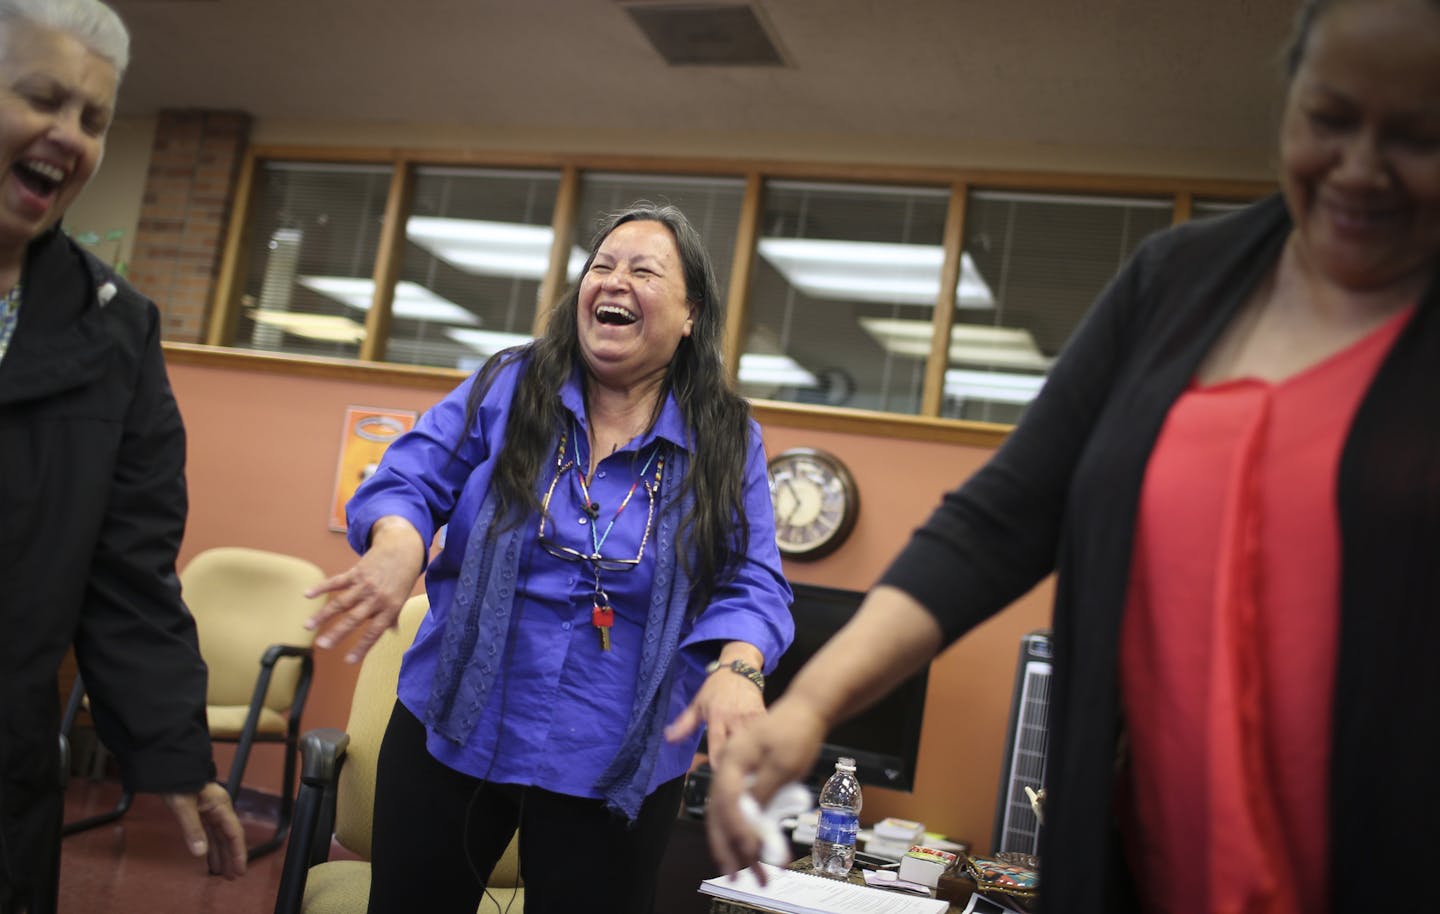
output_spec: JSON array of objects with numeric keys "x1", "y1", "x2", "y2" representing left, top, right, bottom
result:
[
  {"x1": 300, "y1": 728, "x2": 348, "y2": 870},
  {"x1": 228, "y1": 645, "x2": 317, "y2": 810},
  {"x1": 273, "y1": 728, "x2": 350, "y2": 914},
  {"x1": 259, "y1": 643, "x2": 313, "y2": 667},
  {"x1": 299, "y1": 728, "x2": 349, "y2": 784},
  {"x1": 239, "y1": 644, "x2": 313, "y2": 726}
]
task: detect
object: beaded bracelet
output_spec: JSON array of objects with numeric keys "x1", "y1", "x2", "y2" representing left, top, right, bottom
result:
[{"x1": 705, "y1": 658, "x2": 765, "y2": 693}]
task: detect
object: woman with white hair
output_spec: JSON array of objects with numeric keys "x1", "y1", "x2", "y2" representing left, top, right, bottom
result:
[{"x1": 0, "y1": 1, "x2": 246, "y2": 909}]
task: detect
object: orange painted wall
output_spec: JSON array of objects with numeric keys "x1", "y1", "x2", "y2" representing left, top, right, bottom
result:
[{"x1": 170, "y1": 355, "x2": 1051, "y2": 852}]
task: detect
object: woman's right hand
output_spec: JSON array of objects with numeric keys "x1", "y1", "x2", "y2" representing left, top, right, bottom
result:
[
  {"x1": 704, "y1": 586, "x2": 945, "y2": 879},
  {"x1": 305, "y1": 515, "x2": 426, "y2": 663},
  {"x1": 705, "y1": 696, "x2": 827, "y2": 880}
]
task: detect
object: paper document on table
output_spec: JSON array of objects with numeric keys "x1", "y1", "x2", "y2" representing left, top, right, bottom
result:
[
  {"x1": 699, "y1": 863, "x2": 950, "y2": 914},
  {"x1": 959, "y1": 892, "x2": 1026, "y2": 913}
]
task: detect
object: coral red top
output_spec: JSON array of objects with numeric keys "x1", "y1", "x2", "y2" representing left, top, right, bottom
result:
[{"x1": 1118, "y1": 307, "x2": 1413, "y2": 914}]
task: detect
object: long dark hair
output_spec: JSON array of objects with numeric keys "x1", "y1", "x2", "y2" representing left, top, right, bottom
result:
[{"x1": 461, "y1": 202, "x2": 753, "y2": 610}]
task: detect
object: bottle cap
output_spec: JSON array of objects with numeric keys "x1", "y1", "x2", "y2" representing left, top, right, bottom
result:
[{"x1": 837, "y1": 757, "x2": 856, "y2": 771}]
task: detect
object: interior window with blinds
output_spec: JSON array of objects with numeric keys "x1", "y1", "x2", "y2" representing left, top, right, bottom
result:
[
  {"x1": 743, "y1": 181, "x2": 950, "y2": 414},
  {"x1": 949, "y1": 190, "x2": 1173, "y2": 424},
  {"x1": 233, "y1": 162, "x2": 393, "y2": 359},
  {"x1": 389, "y1": 167, "x2": 562, "y2": 370}
]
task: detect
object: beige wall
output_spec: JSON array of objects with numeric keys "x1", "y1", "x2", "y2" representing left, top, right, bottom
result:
[
  {"x1": 65, "y1": 116, "x2": 157, "y2": 273},
  {"x1": 168, "y1": 353, "x2": 1050, "y2": 852}
]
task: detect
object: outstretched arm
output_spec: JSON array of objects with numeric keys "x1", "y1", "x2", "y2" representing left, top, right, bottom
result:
[
  {"x1": 704, "y1": 586, "x2": 942, "y2": 878},
  {"x1": 305, "y1": 515, "x2": 427, "y2": 664},
  {"x1": 664, "y1": 640, "x2": 767, "y2": 760}
]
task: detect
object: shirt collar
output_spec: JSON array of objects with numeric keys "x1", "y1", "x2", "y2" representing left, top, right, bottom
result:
[{"x1": 559, "y1": 364, "x2": 693, "y2": 454}]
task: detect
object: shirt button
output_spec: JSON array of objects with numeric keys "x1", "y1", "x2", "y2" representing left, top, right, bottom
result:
[
  {"x1": 562, "y1": 621, "x2": 572, "y2": 631},
  {"x1": 578, "y1": 517, "x2": 588, "y2": 525},
  {"x1": 598, "y1": 470, "x2": 607, "y2": 479}
]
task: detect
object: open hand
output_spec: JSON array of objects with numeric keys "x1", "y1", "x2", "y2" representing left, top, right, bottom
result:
[
  {"x1": 305, "y1": 516, "x2": 424, "y2": 663},
  {"x1": 704, "y1": 698, "x2": 826, "y2": 879},
  {"x1": 664, "y1": 661, "x2": 766, "y2": 761}
]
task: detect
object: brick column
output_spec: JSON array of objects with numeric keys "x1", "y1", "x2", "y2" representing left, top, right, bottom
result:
[{"x1": 127, "y1": 110, "x2": 251, "y2": 343}]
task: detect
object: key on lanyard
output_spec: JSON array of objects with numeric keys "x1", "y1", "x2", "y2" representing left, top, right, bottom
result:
[{"x1": 592, "y1": 602, "x2": 614, "y2": 651}]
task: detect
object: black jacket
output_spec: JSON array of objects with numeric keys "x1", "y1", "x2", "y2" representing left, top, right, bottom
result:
[
  {"x1": 0, "y1": 227, "x2": 213, "y2": 901},
  {"x1": 882, "y1": 196, "x2": 1440, "y2": 913}
]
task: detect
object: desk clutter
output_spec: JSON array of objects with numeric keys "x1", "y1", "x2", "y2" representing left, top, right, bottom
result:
[
  {"x1": 735, "y1": 809, "x2": 1040, "y2": 912},
  {"x1": 961, "y1": 853, "x2": 1039, "y2": 903},
  {"x1": 691, "y1": 792, "x2": 1037, "y2": 913},
  {"x1": 791, "y1": 813, "x2": 969, "y2": 861},
  {"x1": 700, "y1": 863, "x2": 950, "y2": 914},
  {"x1": 700, "y1": 851, "x2": 1040, "y2": 914},
  {"x1": 866, "y1": 816, "x2": 928, "y2": 859},
  {"x1": 898, "y1": 847, "x2": 958, "y2": 889}
]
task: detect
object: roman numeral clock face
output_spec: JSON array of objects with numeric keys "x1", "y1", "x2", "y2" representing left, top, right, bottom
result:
[{"x1": 766, "y1": 447, "x2": 859, "y2": 560}]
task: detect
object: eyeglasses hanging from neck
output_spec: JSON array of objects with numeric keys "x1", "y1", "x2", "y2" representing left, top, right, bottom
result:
[
  {"x1": 538, "y1": 423, "x2": 666, "y2": 652},
  {"x1": 537, "y1": 423, "x2": 664, "y2": 573}
]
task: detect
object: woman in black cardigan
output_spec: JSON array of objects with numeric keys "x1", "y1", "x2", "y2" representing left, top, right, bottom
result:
[
  {"x1": 706, "y1": 1, "x2": 1440, "y2": 912},
  {"x1": 0, "y1": 1, "x2": 245, "y2": 908}
]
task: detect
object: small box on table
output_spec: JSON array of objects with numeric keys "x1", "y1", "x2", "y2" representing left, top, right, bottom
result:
[{"x1": 898, "y1": 846, "x2": 958, "y2": 889}]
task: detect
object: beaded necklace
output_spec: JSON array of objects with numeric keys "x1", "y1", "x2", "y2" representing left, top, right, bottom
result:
[
  {"x1": 537, "y1": 423, "x2": 665, "y2": 650},
  {"x1": 0, "y1": 282, "x2": 22, "y2": 366}
]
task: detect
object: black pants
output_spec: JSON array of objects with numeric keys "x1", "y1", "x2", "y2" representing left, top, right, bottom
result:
[{"x1": 368, "y1": 701, "x2": 685, "y2": 914}]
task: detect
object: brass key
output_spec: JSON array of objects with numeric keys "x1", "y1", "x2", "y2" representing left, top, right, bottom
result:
[{"x1": 592, "y1": 603, "x2": 614, "y2": 651}]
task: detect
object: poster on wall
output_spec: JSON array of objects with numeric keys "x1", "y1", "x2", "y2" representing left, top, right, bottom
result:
[{"x1": 329, "y1": 406, "x2": 418, "y2": 532}]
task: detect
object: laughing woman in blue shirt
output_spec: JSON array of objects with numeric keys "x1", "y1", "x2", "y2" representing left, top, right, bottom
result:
[{"x1": 306, "y1": 202, "x2": 794, "y2": 914}]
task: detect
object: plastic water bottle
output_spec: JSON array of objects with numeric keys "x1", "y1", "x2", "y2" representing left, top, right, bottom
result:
[{"x1": 811, "y1": 756, "x2": 862, "y2": 877}]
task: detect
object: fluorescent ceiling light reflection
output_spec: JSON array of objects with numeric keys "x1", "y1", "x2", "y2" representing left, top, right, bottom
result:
[
  {"x1": 859, "y1": 317, "x2": 1053, "y2": 370},
  {"x1": 738, "y1": 353, "x2": 818, "y2": 387},
  {"x1": 247, "y1": 308, "x2": 366, "y2": 343},
  {"x1": 757, "y1": 238, "x2": 995, "y2": 307},
  {"x1": 407, "y1": 217, "x2": 588, "y2": 280},
  {"x1": 298, "y1": 276, "x2": 480, "y2": 326},
  {"x1": 443, "y1": 327, "x2": 535, "y2": 358},
  {"x1": 944, "y1": 368, "x2": 1047, "y2": 405}
]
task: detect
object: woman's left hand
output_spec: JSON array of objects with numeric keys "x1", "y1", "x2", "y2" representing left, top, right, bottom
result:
[
  {"x1": 665, "y1": 646, "x2": 767, "y2": 761},
  {"x1": 163, "y1": 782, "x2": 247, "y2": 879}
]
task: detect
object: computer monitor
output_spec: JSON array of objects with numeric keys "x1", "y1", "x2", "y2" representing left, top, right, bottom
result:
[{"x1": 765, "y1": 582, "x2": 930, "y2": 793}]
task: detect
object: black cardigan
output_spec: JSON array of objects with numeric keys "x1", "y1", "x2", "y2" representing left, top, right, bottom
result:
[
  {"x1": 882, "y1": 195, "x2": 1440, "y2": 913},
  {"x1": 0, "y1": 228, "x2": 213, "y2": 899}
]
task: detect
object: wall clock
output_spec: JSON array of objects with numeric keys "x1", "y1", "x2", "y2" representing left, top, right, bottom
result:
[{"x1": 767, "y1": 447, "x2": 859, "y2": 560}]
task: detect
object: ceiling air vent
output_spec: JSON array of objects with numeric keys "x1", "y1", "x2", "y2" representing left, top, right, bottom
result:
[{"x1": 620, "y1": 2, "x2": 785, "y2": 66}]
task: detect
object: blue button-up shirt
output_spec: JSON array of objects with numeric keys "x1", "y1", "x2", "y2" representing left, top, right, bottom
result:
[{"x1": 348, "y1": 358, "x2": 793, "y2": 799}]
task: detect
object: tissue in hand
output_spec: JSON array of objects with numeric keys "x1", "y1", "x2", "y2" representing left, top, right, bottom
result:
[{"x1": 738, "y1": 782, "x2": 814, "y2": 865}]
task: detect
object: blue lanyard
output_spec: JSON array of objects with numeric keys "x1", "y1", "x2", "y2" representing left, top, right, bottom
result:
[{"x1": 571, "y1": 420, "x2": 661, "y2": 555}]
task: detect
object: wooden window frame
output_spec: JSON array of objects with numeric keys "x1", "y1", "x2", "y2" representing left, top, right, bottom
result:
[{"x1": 203, "y1": 144, "x2": 1274, "y2": 446}]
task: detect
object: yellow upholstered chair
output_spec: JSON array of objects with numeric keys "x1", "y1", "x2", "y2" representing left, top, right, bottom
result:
[
  {"x1": 188, "y1": 546, "x2": 327, "y2": 858},
  {"x1": 63, "y1": 546, "x2": 325, "y2": 861},
  {"x1": 273, "y1": 594, "x2": 523, "y2": 914}
]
